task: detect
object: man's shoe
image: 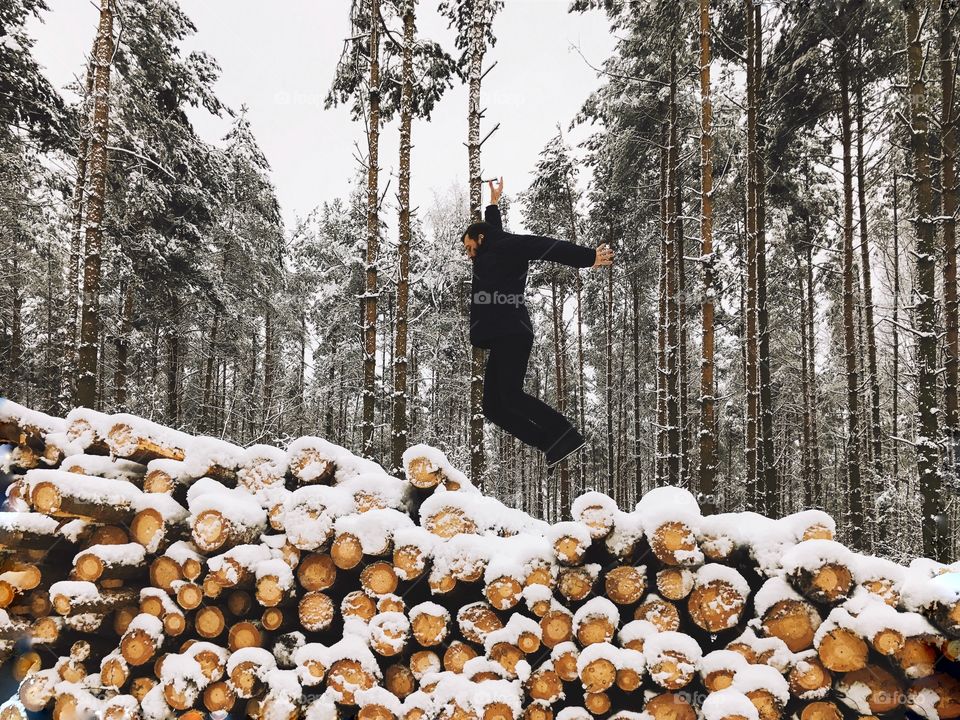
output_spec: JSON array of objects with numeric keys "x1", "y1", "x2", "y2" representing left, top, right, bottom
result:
[{"x1": 546, "y1": 432, "x2": 586, "y2": 469}]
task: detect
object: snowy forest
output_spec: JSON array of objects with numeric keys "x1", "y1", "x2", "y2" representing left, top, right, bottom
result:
[{"x1": 1, "y1": 0, "x2": 958, "y2": 564}]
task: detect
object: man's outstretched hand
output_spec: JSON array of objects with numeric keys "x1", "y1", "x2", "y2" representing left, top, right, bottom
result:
[
  {"x1": 592, "y1": 243, "x2": 615, "y2": 268},
  {"x1": 488, "y1": 177, "x2": 504, "y2": 205}
]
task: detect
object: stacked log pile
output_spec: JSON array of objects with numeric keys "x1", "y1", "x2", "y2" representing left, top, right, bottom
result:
[{"x1": 0, "y1": 398, "x2": 958, "y2": 720}]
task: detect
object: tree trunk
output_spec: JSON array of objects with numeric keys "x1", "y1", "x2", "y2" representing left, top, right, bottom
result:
[
  {"x1": 698, "y1": 0, "x2": 717, "y2": 508},
  {"x1": 361, "y1": 0, "x2": 382, "y2": 458},
  {"x1": 891, "y1": 171, "x2": 901, "y2": 484},
  {"x1": 744, "y1": 0, "x2": 760, "y2": 509},
  {"x1": 754, "y1": 4, "x2": 776, "y2": 515},
  {"x1": 940, "y1": 0, "x2": 959, "y2": 452},
  {"x1": 551, "y1": 277, "x2": 570, "y2": 510},
  {"x1": 657, "y1": 124, "x2": 668, "y2": 484},
  {"x1": 263, "y1": 309, "x2": 275, "y2": 432},
  {"x1": 676, "y1": 168, "x2": 690, "y2": 488},
  {"x1": 76, "y1": 0, "x2": 114, "y2": 408},
  {"x1": 904, "y1": 0, "x2": 947, "y2": 560},
  {"x1": 201, "y1": 312, "x2": 220, "y2": 432},
  {"x1": 632, "y1": 276, "x2": 643, "y2": 494},
  {"x1": 467, "y1": 0, "x2": 491, "y2": 485},
  {"x1": 839, "y1": 47, "x2": 864, "y2": 548},
  {"x1": 113, "y1": 280, "x2": 133, "y2": 410},
  {"x1": 69, "y1": 54, "x2": 96, "y2": 382},
  {"x1": 665, "y1": 51, "x2": 681, "y2": 485},
  {"x1": 855, "y1": 60, "x2": 883, "y2": 479},
  {"x1": 392, "y1": 0, "x2": 415, "y2": 474}
]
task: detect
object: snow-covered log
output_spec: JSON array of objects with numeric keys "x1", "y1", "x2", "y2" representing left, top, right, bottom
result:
[{"x1": 1, "y1": 403, "x2": 958, "y2": 720}]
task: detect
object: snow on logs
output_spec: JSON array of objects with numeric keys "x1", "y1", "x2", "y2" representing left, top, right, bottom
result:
[{"x1": 0, "y1": 402, "x2": 958, "y2": 720}]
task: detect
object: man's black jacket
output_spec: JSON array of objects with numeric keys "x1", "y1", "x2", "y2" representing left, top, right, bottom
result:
[{"x1": 469, "y1": 204, "x2": 596, "y2": 348}]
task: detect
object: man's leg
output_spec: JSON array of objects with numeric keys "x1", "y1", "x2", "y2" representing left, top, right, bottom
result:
[
  {"x1": 489, "y1": 334, "x2": 579, "y2": 454},
  {"x1": 482, "y1": 337, "x2": 554, "y2": 451}
]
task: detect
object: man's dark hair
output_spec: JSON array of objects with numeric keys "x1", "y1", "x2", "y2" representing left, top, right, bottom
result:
[{"x1": 463, "y1": 221, "x2": 491, "y2": 242}]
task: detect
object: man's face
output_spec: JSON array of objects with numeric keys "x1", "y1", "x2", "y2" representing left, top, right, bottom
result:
[{"x1": 462, "y1": 232, "x2": 482, "y2": 259}]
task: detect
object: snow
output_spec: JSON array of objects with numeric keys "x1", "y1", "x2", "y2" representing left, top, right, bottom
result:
[
  {"x1": 635, "y1": 485, "x2": 702, "y2": 529},
  {"x1": 701, "y1": 688, "x2": 760, "y2": 720},
  {"x1": 419, "y1": 490, "x2": 548, "y2": 537},
  {"x1": 700, "y1": 649, "x2": 750, "y2": 678},
  {"x1": 409, "y1": 601, "x2": 450, "y2": 622},
  {"x1": 49, "y1": 580, "x2": 99, "y2": 602},
  {"x1": 292, "y1": 436, "x2": 387, "y2": 483},
  {"x1": 780, "y1": 539, "x2": 854, "y2": 575},
  {"x1": 227, "y1": 646, "x2": 276, "y2": 675},
  {"x1": 0, "y1": 510, "x2": 58, "y2": 534},
  {"x1": 106, "y1": 413, "x2": 192, "y2": 457},
  {"x1": 64, "y1": 407, "x2": 111, "y2": 447},
  {"x1": 571, "y1": 490, "x2": 619, "y2": 534},
  {"x1": 643, "y1": 631, "x2": 703, "y2": 668},
  {"x1": 283, "y1": 484, "x2": 356, "y2": 549},
  {"x1": 695, "y1": 564, "x2": 751, "y2": 600},
  {"x1": 546, "y1": 520, "x2": 592, "y2": 548},
  {"x1": 165, "y1": 540, "x2": 203, "y2": 566},
  {"x1": 576, "y1": 641, "x2": 625, "y2": 672},
  {"x1": 617, "y1": 620, "x2": 660, "y2": 646},
  {"x1": 256, "y1": 558, "x2": 295, "y2": 590},
  {"x1": 188, "y1": 480, "x2": 267, "y2": 528},
  {"x1": 24, "y1": 468, "x2": 142, "y2": 506},
  {"x1": 355, "y1": 686, "x2": 404, "y2": 714},
  {"x1": 483, "y1": 533, "x2": 555, "y2": 584},
  {"x1": 126, "y1": 613, "x2": 164, "y2": 641},
  {"x1": 237, "y1": 443, "x2": 289, "y2": 488},
  {"x1": 483, "y1": 613, "x2": 541, "y2": 651},
  {"x1": 0, "y1": 399, "x2": 65, "y2": 436},
  {"x1": 573, "y1": 597, "x2": 620, "y2": 635},
  {"x1": 208, "y1": 544, "x2": 274, "y2": 585},
  {"x1": 732, "y1": 664, "x2": 791, "y2": 705},
  {"x1": 334, "y1": 507, "x2": 414, "y2": 552},
  {"x1": 402, "y1": 444, "x2": 476, "y2": 492},
  {"x1": 369, "y1": 611, "x2": 410, "y2": 651},
  {"x1": 74, "y1": 542, "x2": 145, "y2": 567},
  {"x1": 62, "y1": 454, "x2": 145, "y2": 481},
  {"x1": 181, "y1": 435, "x2": 243, "y2": 477},
  {"x1": 752, "y1": 577, "x2": 807, "y2": 617},
  {"x1": 340, "y1": 472, "x2": 410, "y2": 509},
  {"x1": 605, "y1": 509, "x2": 645, "y2": 556},
  {"x1": 325, "y1": 635, "x2": 382, "y2": 677}
]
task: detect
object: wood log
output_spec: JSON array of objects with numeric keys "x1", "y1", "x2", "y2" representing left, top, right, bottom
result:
[
  {"x1": 27, "y1": 469, "x2": 141, "y2": 524},
  {"x1": 908, "y1": 673, "x2": 960, "y2": 720},
  {"x1": 688, "y1": 566, "x2": 750, "y2": 633},
  {"x1": 816, "y1": 627, "x2": 868, "y2": 672},
  {"x1": 73, "y1": 543, "x2": 146, "y2": 582},
  {"x1": 120, "y1": 614, "x2": 166, "y2": 666},
  {"x1": 299, "y1": 591, "x2": 335, "y2": 632},
  {"x1": 191, "y1": 507, "x2": 263, "y2": 554},
  {"x1": 634, "y1": 595, "x2": 681, "y2": 632},
  {"x1": 649, "y1": 522, "x2": 700, "y2": 566},
  {"x1": 49, "y1": 582, "x2": 137, "y2": 616},
  {"x1": 893, "y1": 634, "x2": 940, "y2": 678},
  {"x1": 836, "y1": 665, "x2": 903, "y2": 715},
  {"x1": 787, "y1": 655, "x2": 832, "y2": 699},
  {"x1": 644, "y1": 692, "x2": 697, "y2": 720},
  {"x1": 604, "y1": 566, "x2": 646, "y2": 605},
  {"x1": 106, "y1": 415, "x2": 189, "y2": 464},
  {"x1": 760, "y1": 598, "x2": 821, "y2": 652}
]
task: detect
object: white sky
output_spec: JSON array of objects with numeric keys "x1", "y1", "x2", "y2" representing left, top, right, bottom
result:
[{"x1": 27, "y1": 0, "x2": 616, "y2": 232}]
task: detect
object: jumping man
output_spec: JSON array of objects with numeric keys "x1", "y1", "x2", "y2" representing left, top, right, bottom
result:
[{"x1": 462, "y1": 177, "x2": 615, "y2": 469}]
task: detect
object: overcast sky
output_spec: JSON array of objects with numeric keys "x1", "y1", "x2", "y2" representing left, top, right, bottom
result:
[{"x1": 27, "y1": 0, "x2": 615, "y2": 231}]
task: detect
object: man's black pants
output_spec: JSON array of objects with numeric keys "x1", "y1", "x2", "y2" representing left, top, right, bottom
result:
[{"x1": 482, "y1": 333, "x2": 578, "y2": 453}]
